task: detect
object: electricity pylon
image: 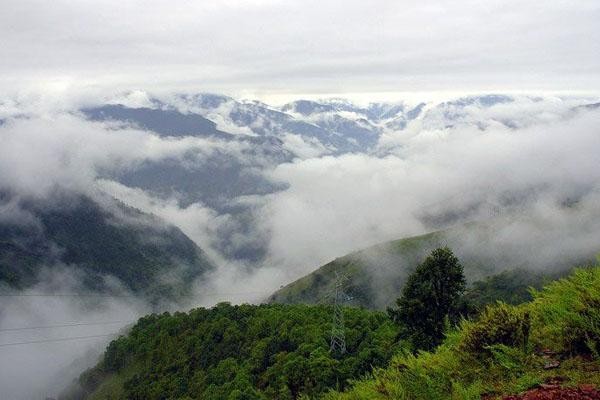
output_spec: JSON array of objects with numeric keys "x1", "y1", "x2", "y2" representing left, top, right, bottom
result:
[{"x1": 330, "y1": 271, "x2": 348, "y2": 355}]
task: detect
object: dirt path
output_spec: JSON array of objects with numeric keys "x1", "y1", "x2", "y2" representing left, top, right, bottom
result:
[{"x1": 502, "y1": 384, "x2": 600, "y2": 399}]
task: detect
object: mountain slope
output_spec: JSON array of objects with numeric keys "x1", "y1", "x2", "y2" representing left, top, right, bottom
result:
[
  {"x1": 64, "y1": 264, "x2": 600, "y2": 400},
  {"x1": 269, "y1": 219, "x2": 595, "y2": 309},
  {"x1": 0, "y1": 190, "x2": 215, "y2": 298}
]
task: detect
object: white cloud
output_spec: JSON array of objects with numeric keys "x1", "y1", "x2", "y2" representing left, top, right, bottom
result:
[
  {"x1": 0, "y1": 1, "x2": 599, "y2": 95},
  {"x1": 1, "y1": 91, "x2": 600, "y2": 399},
  {"x1": 279, "y1": 133, "x2": 330, "y2": 159},
  {"x1": 0, "y1": 114, "x2": 232, "y2": 198},
  {"x1": 0, "y1": 268, "x2": 149, "y2": 400},
  {"x1": 258, "y1": 110, "x2": 600, "y2": 280}
]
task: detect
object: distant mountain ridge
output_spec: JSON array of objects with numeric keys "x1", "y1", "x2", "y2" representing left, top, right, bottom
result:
[
  {"x1": 81, "y1": 93, "x2": 600, "y2": 159},
  {"x1": 75, "y1": 93, "x2": 600, "y2": 265},
  {"x1": 82, "y1": 104, "x2": 233, "y2": 140}
]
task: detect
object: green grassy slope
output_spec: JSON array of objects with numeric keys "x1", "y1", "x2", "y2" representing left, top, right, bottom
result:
[
  {"x1": 269, "y1": 231, "x2": 458, "y2": 309},
  {"x1": 325, "y1": 264, "x2": 600, "y2": 400},
  {"x1": 61, "y1": 303, "x2": 402, "y2": 400},
  {"x1": 269, "y1": 221, "x2": 589, "y2": 309}
]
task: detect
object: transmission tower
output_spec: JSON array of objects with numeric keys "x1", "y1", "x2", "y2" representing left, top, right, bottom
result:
[{"x1": 329, "y1": 271, "x2": 348, "y2": 355}]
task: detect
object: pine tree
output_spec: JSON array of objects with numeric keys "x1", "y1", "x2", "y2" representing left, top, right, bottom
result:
[{"x1": 388, "y1": 247, "x2": 466, "y2": 350}]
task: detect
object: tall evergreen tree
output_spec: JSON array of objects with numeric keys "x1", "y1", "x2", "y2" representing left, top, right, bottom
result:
[{"x1": 388, "y1": 247, "x2": 466, "y2": 350}]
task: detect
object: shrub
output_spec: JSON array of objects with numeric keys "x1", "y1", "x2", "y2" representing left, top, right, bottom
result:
[
  {"x1": 327, "y1": 266, "x2": 600, "y2": 400},
  {"x1": 459, "y1": 303, "x2": 530, "y2": 357}
]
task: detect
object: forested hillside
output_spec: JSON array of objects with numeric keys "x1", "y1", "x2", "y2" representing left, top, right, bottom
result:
[
  {"x1": 63, "y1": 258, "x2": 600, "y2": 400},
  {"x1": 61, "y1": 304, "x2": 401, "y2": 400},
  {"x1": 0, "y1": 191, "x2": 215, "y2": 299}
]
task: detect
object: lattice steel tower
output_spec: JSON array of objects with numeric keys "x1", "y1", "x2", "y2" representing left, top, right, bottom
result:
[{"x1": 329, "y1": 271, "x2": 347, "y2": 354}]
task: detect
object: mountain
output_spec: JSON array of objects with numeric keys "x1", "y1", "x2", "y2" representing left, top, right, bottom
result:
[
  {"x1": 80, "y1": 94, "x2": 600, "y2": 207},
  {"x1": 269, "y1": 219, "x2": 595, "y2": 309},
  {"x1": 81, "y1": 104, "x2": 232, "y2": 140},
  {"x1": 82, "y1": 102, "x2": 291, "y2": 207},
  {"x1": 0, "y1": 190, "x2": 215, "y2": 299},
  {"x1": 74, "y1": 94, "x2": 600, "y2": 266},
  {"x1": 173, "y1": 94, "x2": 375, "y2": 154},
  {"x1": 62, "y1": 264, "x2": 600, "y2": 400},
  {"x1": 80, "y1": 102, "x2": 294, "y2": 263}
]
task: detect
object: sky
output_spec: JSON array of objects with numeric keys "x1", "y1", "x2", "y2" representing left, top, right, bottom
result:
[{"x1": 1, "y1": 0, "x2": 599, "y2": 101}]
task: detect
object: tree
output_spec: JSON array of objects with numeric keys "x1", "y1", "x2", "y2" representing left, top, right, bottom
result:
[{"x1": 388, "y1": 247, "x2": 466, "y2": 350}]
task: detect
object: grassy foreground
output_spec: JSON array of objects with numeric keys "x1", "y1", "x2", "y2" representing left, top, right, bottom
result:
[{"x1": 325, "y1": 264, "x2": 600, "y2": 400}]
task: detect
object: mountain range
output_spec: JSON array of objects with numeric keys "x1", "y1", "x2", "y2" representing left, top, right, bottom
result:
[{"x1": 1, "y1": 92, "x2": 599, "y2": 300}]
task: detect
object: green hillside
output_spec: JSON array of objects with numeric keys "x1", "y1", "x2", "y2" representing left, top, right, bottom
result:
[
  {"x1": 326, "y1": 264, "x2": 600, "y2": 400},
  {"x1": 61, "y1": 303, "x2": 401, "y2": 400},
  {"x1": 0, "y1": 191, "x2": 215, "y2": 299},
  {"x1": 269, "y1": 221, "x2": 587, "y2": 309}
]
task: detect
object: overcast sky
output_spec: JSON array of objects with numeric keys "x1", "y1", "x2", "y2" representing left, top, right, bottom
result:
[{"x1": 1, "y1": 0, "x2": 599, "y2": 101}]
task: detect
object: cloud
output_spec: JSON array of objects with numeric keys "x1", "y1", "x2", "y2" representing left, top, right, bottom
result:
[
  {"x1": 0, "y1": 1, "x2": 599, "y2": 95},
  {"x1": 0, "y1": 113, "x2": 232, "y2": 198},
  {"x1": 279, "y1": 133, "x2": 330, "y2": 159},
  {"x1": 98, "y1": 179, "x2": 230, "y2": 264},
  {"x1": 97, "y1": 180, "x2": 283, "y2": 305},
  {"x1": 258, "y1": 110, "x2": 600, "y2": 280},
  {"x1": 1, "y1": 92, "x2": 600, "y2": 398}
]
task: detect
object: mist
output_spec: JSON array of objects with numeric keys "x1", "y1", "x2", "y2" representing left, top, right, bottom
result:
[
  {"x1": 257, "y1": 109, "x2": 600, "y2": 280},
  {"x1": 0, "y1": 0, "x2": 598, "y2": 397},
  {"x1": 0, "y1": 268, "x2": 149, "y2": 400}
]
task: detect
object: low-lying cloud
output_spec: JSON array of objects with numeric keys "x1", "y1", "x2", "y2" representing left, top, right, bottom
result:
[
  {"x1": 258, "y1": 109, "x2": 600, "y2": 281},
  {"x1": 0, "y1": 114, "x2": 233, "y2": 199},
  {"x1": 0, "y1": 268, "x2": 149, "y2": 400}
]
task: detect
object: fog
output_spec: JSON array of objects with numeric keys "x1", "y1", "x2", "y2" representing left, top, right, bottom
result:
[{"x1": 1, "y1": 1, "x2": 598, "y2": 398}]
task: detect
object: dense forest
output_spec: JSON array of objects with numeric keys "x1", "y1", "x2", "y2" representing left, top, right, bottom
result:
[{"x1": 62, "y1": 304, "x2": 401, "y2": 400}]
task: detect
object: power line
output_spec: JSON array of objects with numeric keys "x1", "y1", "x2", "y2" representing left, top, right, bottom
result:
[
  {"x1": 0, "y1": 291, "x2": 270, "y2": 298},
  {"x1": 0, "y1": 320, "x2": 134, "y2": 333},
  {"x1": 0, "y1": 333, "x2": 119, "y2": 348},
  {"x1": 0, "y1": 293, "x2": 136, "y2": 298}
]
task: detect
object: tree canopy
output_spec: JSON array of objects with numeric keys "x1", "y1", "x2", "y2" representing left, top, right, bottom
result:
[{"x1": 64, "y1": 303, "x2": 402, "y2": 400}]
